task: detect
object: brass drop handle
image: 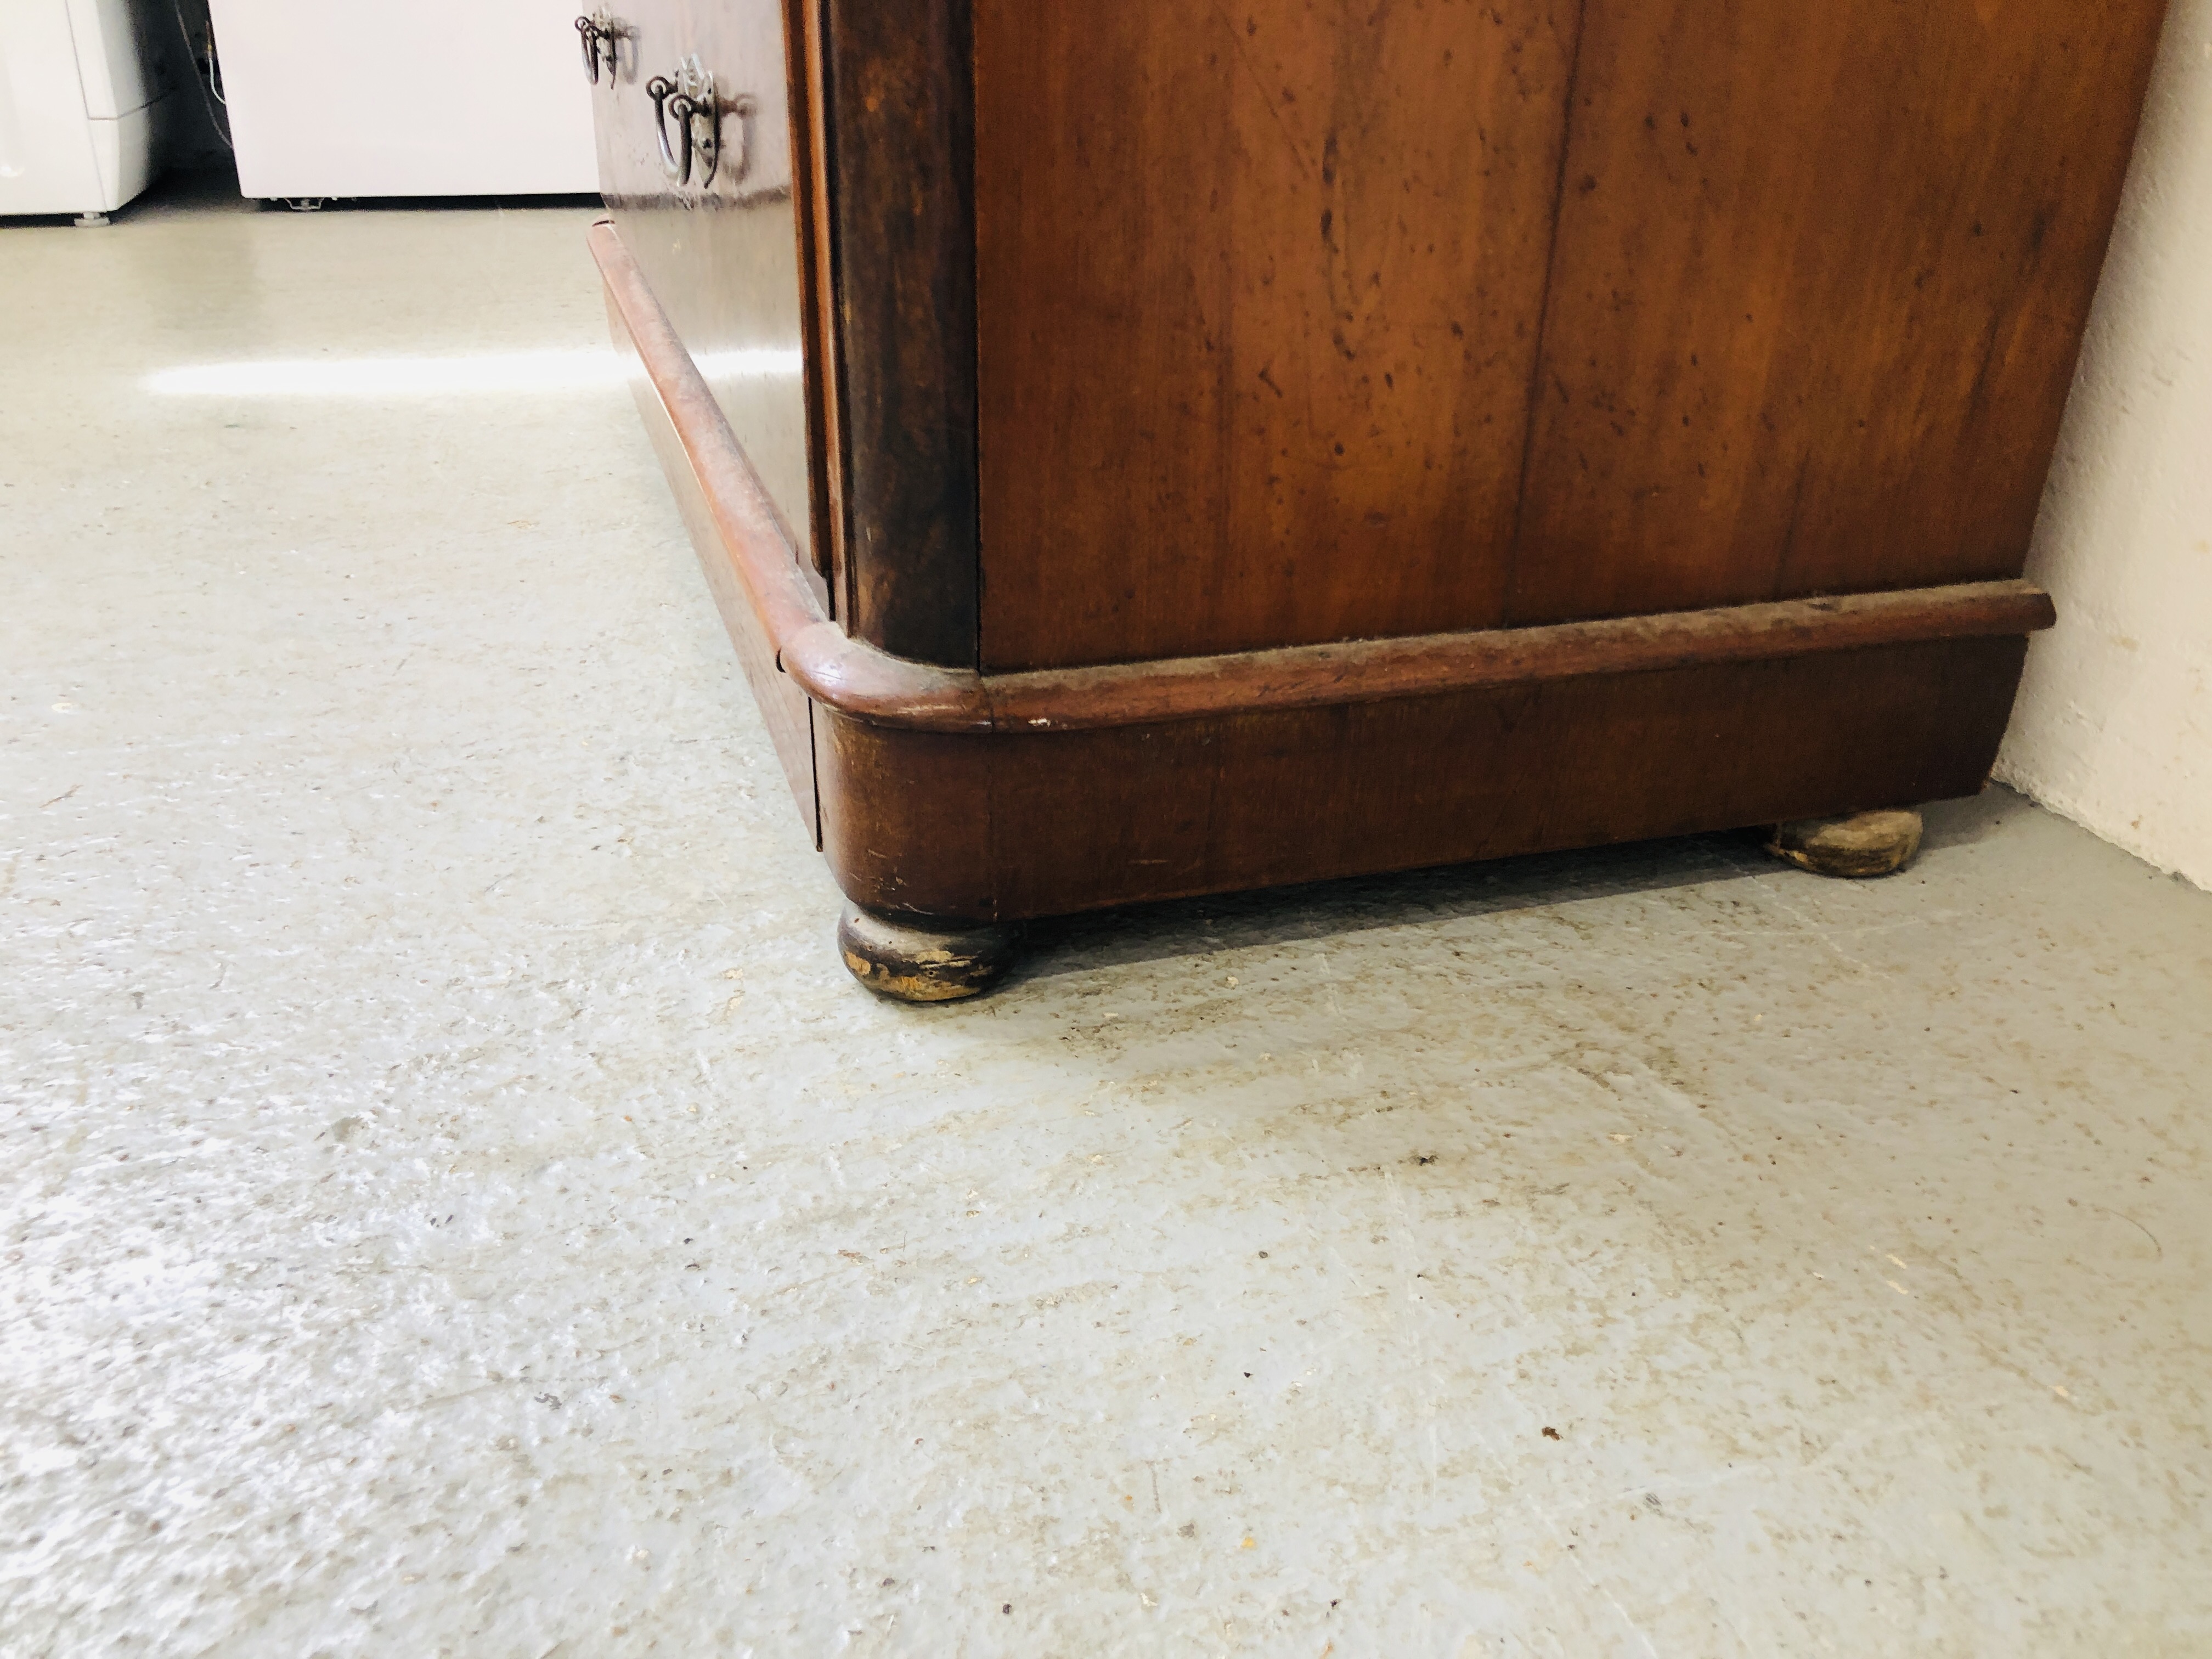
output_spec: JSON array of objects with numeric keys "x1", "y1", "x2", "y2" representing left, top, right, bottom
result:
[
  {"x1": 646, "y1": 74, "x2": 682, "y2": 178},
  {"x1": 648, "y1": 57, "x2": 721, "y2": 186},
  {"x1": 574, "y1": 14, "x2": 619, "y2": 84}
]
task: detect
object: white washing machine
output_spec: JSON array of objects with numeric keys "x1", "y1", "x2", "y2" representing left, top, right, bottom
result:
[
  {"x1": 205, "y1": 0, "x2": 597, "y2": 200},
  {"x1": 0, "y1": 0, "x2": 178, "y2": 221}
]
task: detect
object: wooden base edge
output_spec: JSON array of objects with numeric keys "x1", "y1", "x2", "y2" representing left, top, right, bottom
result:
[
  {"x1": 588, "y1": 218, "x2": 2056, "y2": 742},
  {"x1": 599, "y1": 242, "x2": 820, "y2": 843},
  {"x1": 588, "y1": 220, "x2": 2032, "y2": 930},
  {"x1": 817, "y1": 635, "x2": 2026, "y2": 924}
]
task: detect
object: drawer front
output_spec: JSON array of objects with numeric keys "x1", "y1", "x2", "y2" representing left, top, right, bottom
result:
[{"x1": 585, "y1": 0, "x2": 817, "y2": 579}]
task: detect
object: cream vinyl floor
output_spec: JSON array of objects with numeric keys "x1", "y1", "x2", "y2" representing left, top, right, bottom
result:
[{"x1": 4, "y1": 176, "x2": 2210, "y2": 1658}]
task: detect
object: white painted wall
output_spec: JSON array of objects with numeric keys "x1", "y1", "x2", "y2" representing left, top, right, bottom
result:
[{"x1": 1996, "y1": 0, "x2": 2212, "y2": 890}]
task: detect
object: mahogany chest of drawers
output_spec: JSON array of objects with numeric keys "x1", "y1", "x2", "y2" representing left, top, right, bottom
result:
[{"x1": 581, "y1": 0, "x2": 2165, "y2": 995}]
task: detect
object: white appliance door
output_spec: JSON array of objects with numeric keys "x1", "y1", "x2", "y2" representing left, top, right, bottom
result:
[
  {"x1": 65, "y1": 0, "x2": 156, "y2": 119},
  {"x1": 207, "y1": 0, "x2": 598, "y2": 197},
  {"x1": 0, "y1": 0, "x2": 106, "y2": 213}
]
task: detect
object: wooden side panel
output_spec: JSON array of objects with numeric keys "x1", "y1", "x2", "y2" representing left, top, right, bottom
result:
[
  {"x1": 783, "y1": 0, "x2": 840, "y2": 594},
  {"x1": 604, "y1": 287, "x2": 819, "y2": 838},
  {"x1": 1508, "y1": 0, "x2": 2167, "y2": 625},
  {"x1": 819, "y1": 635, "x2": 2028, "y2": 922},
  {"x1": 817, "y1": 0, "x2": 981, "y2": 667},
  {"x1": 593, "y1": 0, "x2": 826, "y2": 613},
  {"x1": 972, "y1": 0, "x2": 1582, "y2": 672}
]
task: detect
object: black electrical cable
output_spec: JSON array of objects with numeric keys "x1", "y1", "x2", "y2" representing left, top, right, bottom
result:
[{"x1": 169, "y1": 0, "x2": 233, "y2": 151}]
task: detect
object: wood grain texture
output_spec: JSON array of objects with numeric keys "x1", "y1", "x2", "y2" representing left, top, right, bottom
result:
[
  {"x1": 816, "y1": 0, "x2": 980, "y2": 666},
  {"x1": 588, "y1": 1, "x2": 2155, "y2": 929},
  {"x1": 972, "y1": 0, "x2": 1583, "y2": 670},
  {"x1": 1508, "y1": 0, "x2": 2168, "y2": 624},
  {"x1": 819, "y1": 635, "x2": 2032, "y2": 923},
  {"x1": 601, "y1": 221, "x2": 2053, "y2": 754}
]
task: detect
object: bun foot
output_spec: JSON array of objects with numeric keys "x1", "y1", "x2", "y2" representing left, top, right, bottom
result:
[
  {"x1": 1765, "y1": 808, "x2": 1924, "y2": 879},
  {"x1": 837, "y1": 905, "x2": 1019, "y2": 1003}
]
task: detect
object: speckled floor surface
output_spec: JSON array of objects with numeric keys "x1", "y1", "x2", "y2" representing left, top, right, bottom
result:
[{"x1": 5, "y1": 180, "x2": 2211, "y2": 1659}]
